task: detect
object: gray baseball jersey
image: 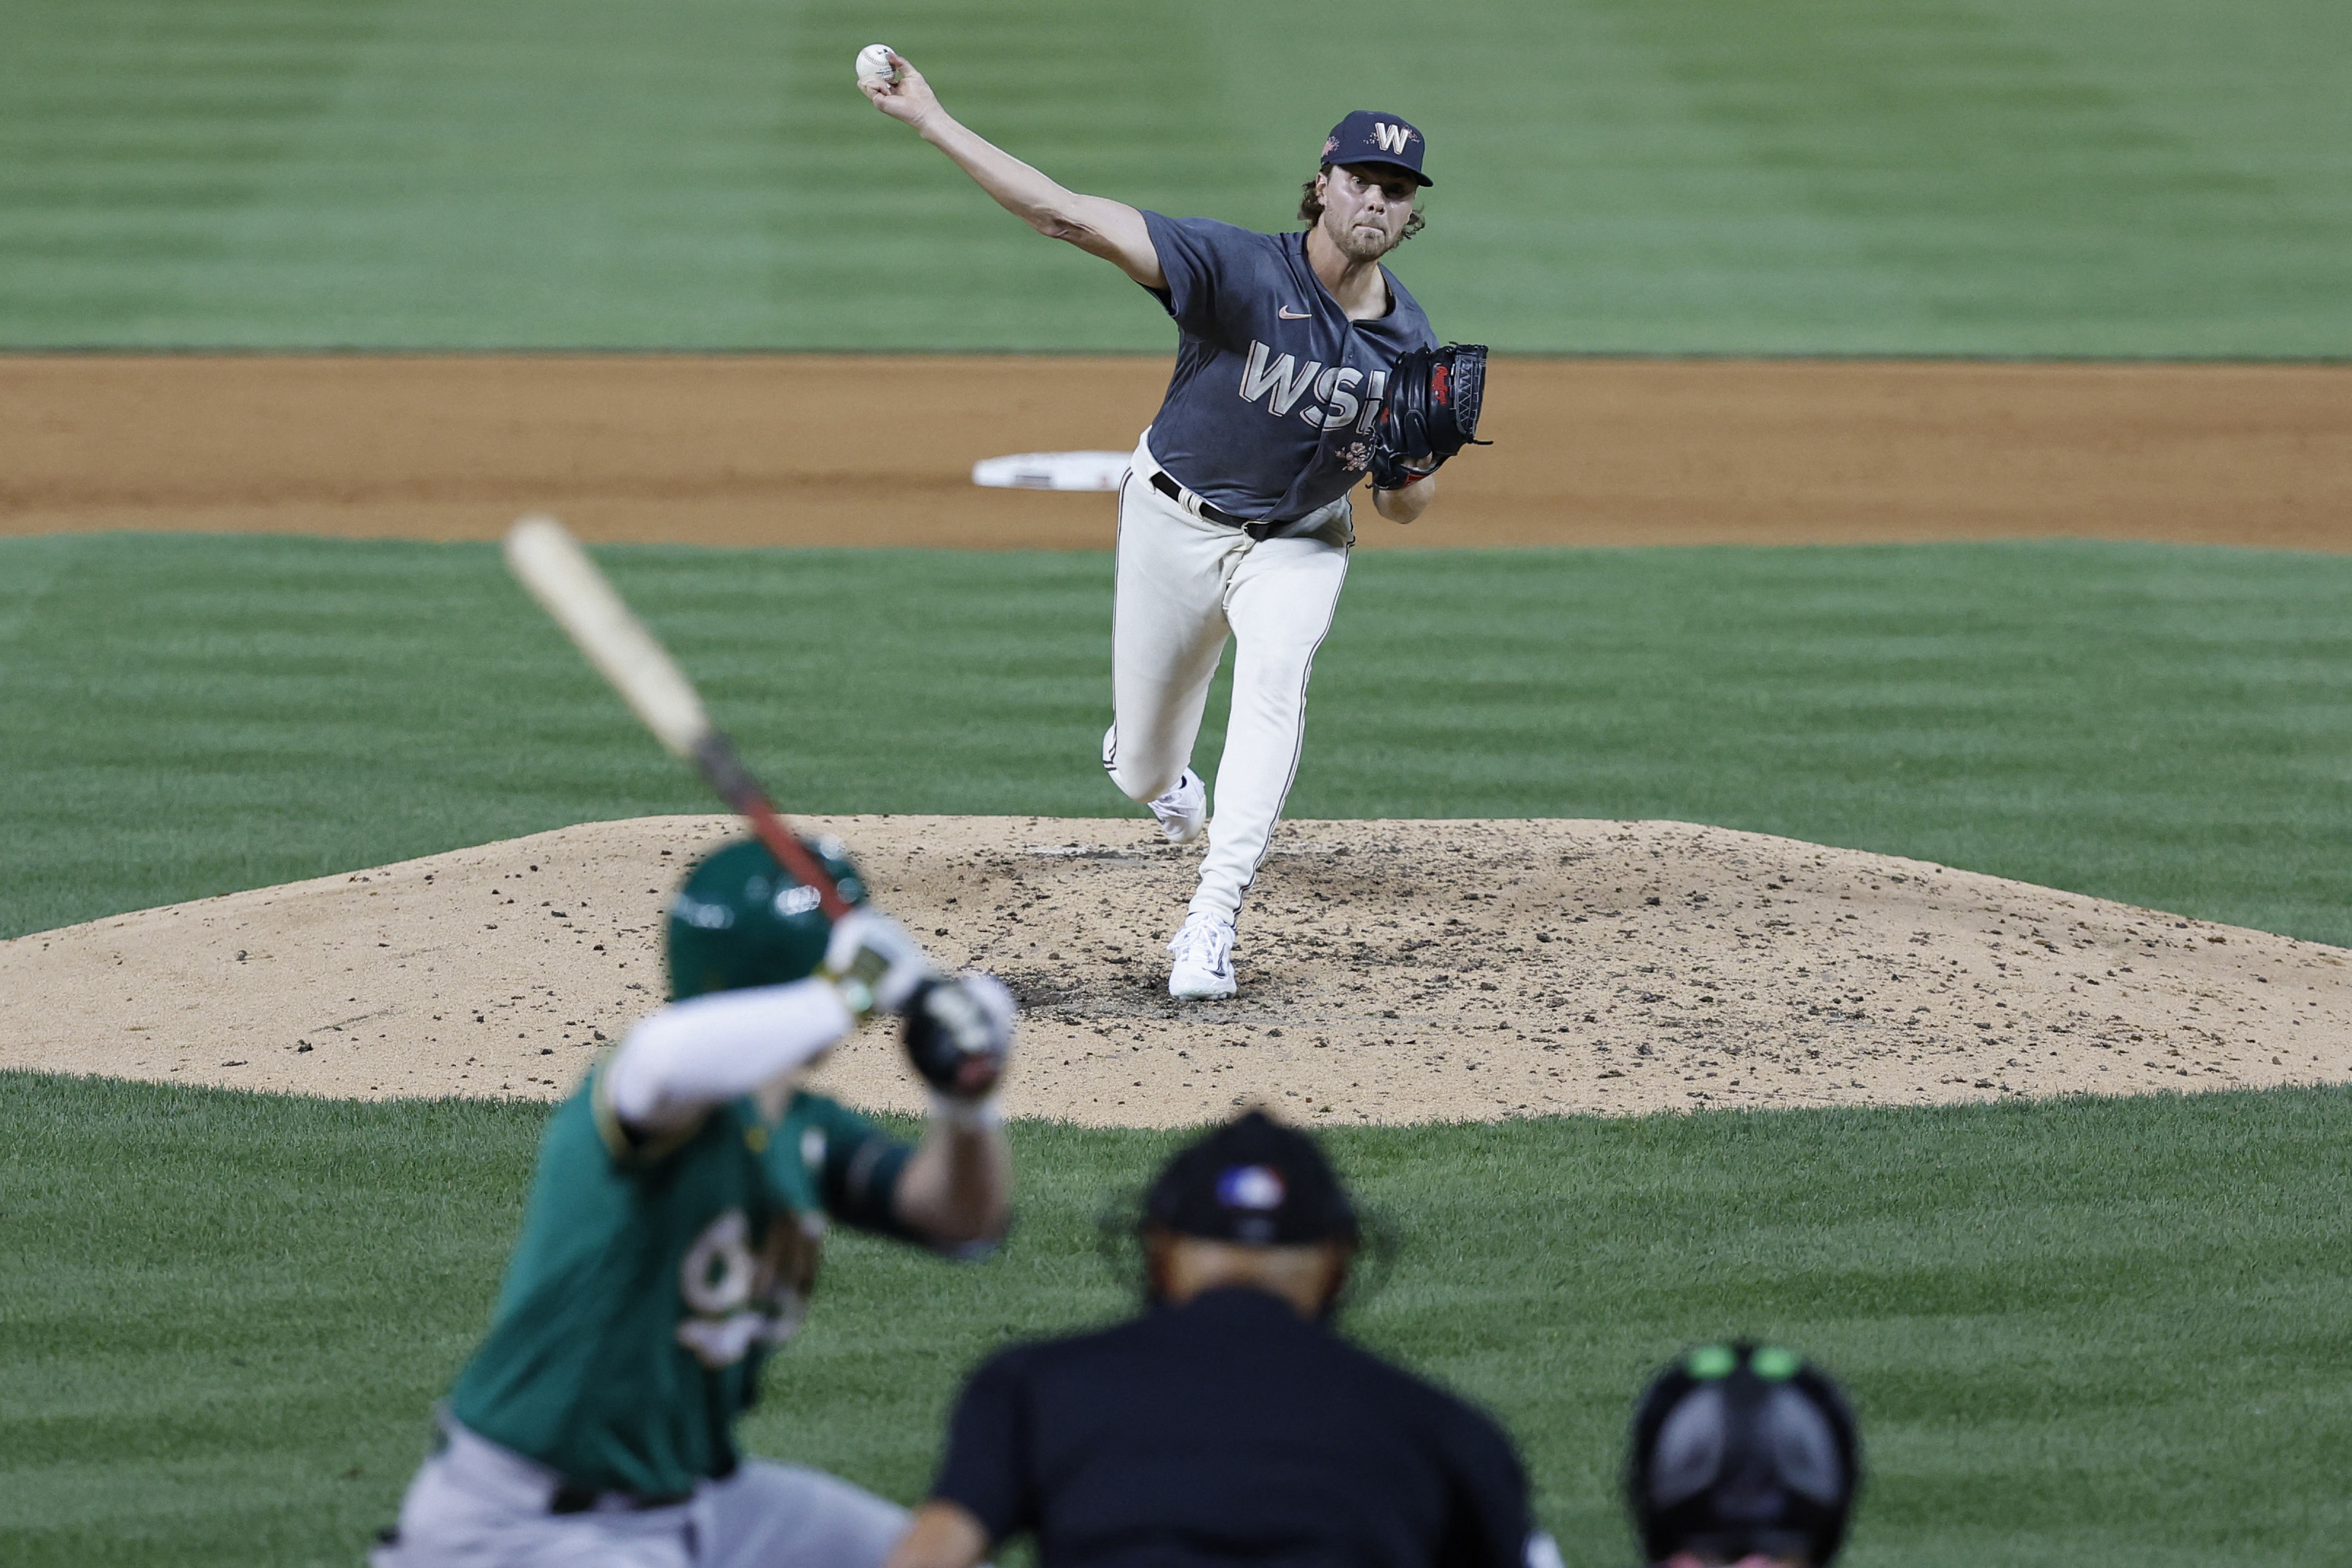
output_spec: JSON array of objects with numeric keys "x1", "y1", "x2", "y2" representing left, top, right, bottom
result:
[{"x1": 1138, "y1": 213, "x2": 1437, "y2": 530}]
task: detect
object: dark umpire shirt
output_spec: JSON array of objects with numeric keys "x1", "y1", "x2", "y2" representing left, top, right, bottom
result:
[
  {"x1": 930, "y1": 1287, "x2": 1537, "y2": 1568},
  {"x1": 1139, "y1": 214, "x2": 1438, "y2": 533}
]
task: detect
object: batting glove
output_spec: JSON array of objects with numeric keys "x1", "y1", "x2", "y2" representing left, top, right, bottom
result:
[
  {"x1": 903, "y1": 972, "x2": 1016, "y2": 1117},
  {"x1": 822, "y1": 910, "x2": 931, "y2": 1019}
]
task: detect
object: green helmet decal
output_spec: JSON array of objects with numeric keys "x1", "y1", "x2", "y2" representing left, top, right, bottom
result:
[
  {"x1": 1685, "y1": 1344, "x2": 1739, "y2": 1381},
  {"x1": 665, "y1": 836, "x2": 869, "y2": 1001}
]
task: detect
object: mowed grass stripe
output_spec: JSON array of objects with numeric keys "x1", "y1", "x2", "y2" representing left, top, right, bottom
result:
[
  {"x1": 4, "y1": 534, "x2": 2350, "y2": 946},
  {"x1": 3, "y1": 1074, "x2": 2348, "y2": 1565},
  {"x1": 1, "y1": 0, "x2": 2347, "y2": 352}
]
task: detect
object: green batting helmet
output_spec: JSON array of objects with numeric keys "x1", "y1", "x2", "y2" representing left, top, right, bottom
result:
[{"x1": 665, "y1": 836, "x2": 869, "y2": 1002}]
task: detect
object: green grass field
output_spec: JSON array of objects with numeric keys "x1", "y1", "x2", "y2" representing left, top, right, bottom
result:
[
  {"x1": 6, "y1": 533, "x2": 2351, "y2": 946},
  {"x1": 3, "y1": 0, "x2": 2348, "y2": 353},
  {"x1": 9, "y1": 1, "x2": 2350, "y2": 1556},
  {"x1": 8, "y1": 536, "x2": 2348, "y2": 1562},
  {"x1": 7, "y1": 1074, "x2": 2350, "y2": 1567}
]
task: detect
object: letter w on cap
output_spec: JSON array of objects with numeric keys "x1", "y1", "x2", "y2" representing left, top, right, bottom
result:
[{"x1": 1372, "y1": 122, "x2": 1414, "y2": 153}]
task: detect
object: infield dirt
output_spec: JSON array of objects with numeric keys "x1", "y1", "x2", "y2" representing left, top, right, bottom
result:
[
  {"x1": 7, "y1": 354, "x2": 2350, "y2": 551},
  {"x1": 6, "y1": 815, "x2": 2347, "y2": 1127},
  {"x1": 11, "y1": 353, "x2": 2349, "y2": 1123}
]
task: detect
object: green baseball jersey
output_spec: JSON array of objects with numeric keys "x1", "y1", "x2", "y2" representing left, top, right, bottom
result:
[{"x1": 447, "y1": 1068, "x2": 917, "y2": 1497}]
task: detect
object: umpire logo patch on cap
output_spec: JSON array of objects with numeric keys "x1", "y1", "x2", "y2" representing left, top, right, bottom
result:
[{"x1": 1217, "y1": 1164, "x2": 1286, "y2": 1212}]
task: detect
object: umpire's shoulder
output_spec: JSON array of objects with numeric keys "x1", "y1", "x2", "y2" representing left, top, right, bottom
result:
[
  {"x1": 1342, "y1": 1336, "x2": 1520, "y2": 1454},
  {"x1": 957, "y1": 1314, "x2": 1138, "y2": 1397}
]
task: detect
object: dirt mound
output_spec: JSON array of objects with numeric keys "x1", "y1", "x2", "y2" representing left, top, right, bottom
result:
[{"x1": 4, "y1": 815, "x2": 2346, "y2": 1126}]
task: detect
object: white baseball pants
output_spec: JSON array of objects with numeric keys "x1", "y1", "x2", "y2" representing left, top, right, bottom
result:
[
  {"x1": 1103, "y1": 436, "x2": 1352, "y2": 925},
  {"x1": 370, "y1": 1417, "x2": 908, "y2": 1568}
]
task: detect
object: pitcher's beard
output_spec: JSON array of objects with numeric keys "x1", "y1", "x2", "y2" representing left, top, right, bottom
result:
[{"x1": 1326, "y1": 216, "x2": 1400, "y2": 262}]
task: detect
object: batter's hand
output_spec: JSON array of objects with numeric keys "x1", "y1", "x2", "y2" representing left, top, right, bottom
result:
[
  {"x1": 823, "y1": 909, "x2": 932, "y2": 1018},
  {"x1": 902, "y1": 973, "x2": 1016, "y2": 1102},
  {"x1": 858, "y1": 50, "x2": 941, "y2": 130}
]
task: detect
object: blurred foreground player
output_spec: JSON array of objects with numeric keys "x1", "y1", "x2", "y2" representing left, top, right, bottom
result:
[
  {"x1": 1626, "y1": 1342, "x2": 1861, "y2": 1568},
  {"x1": 373, "y1": 836, "x2": 1016, "y2": 1568},
  {"x1": 887, "y1": 1110, "x2": 1555, "y2": 1568}
]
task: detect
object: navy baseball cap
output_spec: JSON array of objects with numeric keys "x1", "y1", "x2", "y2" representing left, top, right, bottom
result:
[
  {"x1": 1144, "y1": 1110, "x2": 1360, "y2": 1246},
  {"x1": 1321, "y1": 109, "x2": 1433, "y2": 187}
]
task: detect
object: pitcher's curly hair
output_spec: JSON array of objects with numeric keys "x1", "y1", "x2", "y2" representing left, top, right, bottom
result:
[{"x1": 1299, "y1": 165, "x2": 1426, "y2": 241}]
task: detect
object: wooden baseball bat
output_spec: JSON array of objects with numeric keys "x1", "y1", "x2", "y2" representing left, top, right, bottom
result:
[{"x1": 502, "y1": 514, "x2": 854, "y2": 920}]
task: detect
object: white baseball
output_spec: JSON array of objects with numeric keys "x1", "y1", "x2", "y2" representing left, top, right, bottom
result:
[{"x1": 855, "y1": 44, "x2": 900, "y2": 86}]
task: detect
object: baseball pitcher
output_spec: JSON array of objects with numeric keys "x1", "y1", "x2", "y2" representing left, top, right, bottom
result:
[
  {"x1": 861, "y1": 54, "x2": 1487, "y2": 1001},
  {"x1": 372, "y1": 836, "x2": 1016, "y2": 1568}
]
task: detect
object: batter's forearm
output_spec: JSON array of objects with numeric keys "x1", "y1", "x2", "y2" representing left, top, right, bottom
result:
[
  {"x1": 604, "y1": 980, "x2": 854, "y2": 1133},
  {"x1": 895, "y1": 1118, "x2": 1014, "y2": 1247}
]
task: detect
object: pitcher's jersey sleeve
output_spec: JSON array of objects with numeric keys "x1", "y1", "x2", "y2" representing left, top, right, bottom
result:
[{"x1": 1142, "y1": 214, "x2": 1268, "y2": 344}]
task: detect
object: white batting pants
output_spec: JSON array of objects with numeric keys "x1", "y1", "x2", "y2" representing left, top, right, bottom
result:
[
  {"x1": 1104, "y1": 436, "x2": 1352, "y2": 925},
  {"x1": 370, "y1": 1417, "x2": 909, "y2": 1568}
]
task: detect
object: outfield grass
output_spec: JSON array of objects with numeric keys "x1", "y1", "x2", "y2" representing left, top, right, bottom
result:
[
  {"x1": 1, "y1": 0, "x2": 2347, "y2": 353},
  {"x1": 4, "y1": 533, "x2": 2351, "y2": 946},
  {"x1": 4, "y1": 1073, "x2": 2348, "y2": 1566}
]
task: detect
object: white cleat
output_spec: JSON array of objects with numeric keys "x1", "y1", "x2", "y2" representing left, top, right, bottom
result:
[
  {"x1": 1148, "y1": 769, "x2": 1208, "y2": 846},
  {"x1": 1167, "y1": 912, "x2": 1237, "y2": 1000}
]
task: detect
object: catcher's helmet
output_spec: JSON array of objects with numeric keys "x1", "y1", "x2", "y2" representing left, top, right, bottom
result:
[
  {"x1": 665, "y1": 836, "x2": 867, "y2": 1002},
  {"x1": 1626, "y1": 1341, "x2": 1859, "y2": 1566}
]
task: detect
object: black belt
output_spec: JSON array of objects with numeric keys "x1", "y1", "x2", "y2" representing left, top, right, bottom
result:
[
  {"x1": 550, "y1": 1481, "x2": 694, "y2": 1514},
  {"x1": 1150, "y1": 471, "x2": 1282, "y2": 541}
]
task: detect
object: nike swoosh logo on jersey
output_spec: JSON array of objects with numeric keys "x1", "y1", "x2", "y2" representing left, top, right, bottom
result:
[{"x1": 1277, "y1": 306, "x2": 1312, "y2": 319}]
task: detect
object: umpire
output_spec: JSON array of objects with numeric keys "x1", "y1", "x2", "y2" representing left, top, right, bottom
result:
[{"x1": 885, "y1": 1110, "x2": 1553, "y2": 1568}]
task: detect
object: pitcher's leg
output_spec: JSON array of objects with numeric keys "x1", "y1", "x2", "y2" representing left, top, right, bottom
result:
[
  {"x1": 1190, "y1": 537, "x2": 1350, "y2": 922},
  {"x1": 1104, "y1": 470, "x2": 1234, "y2": 805}
]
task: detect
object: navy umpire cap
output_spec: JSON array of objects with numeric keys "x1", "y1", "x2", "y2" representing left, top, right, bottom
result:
[
  {"x1": 1322, "y1": 110, "x2": 1433, "y2": 187},
  {"x1": 1145, "y1": 1110, "x2": 1360, "y2": 1246},
  {"x1": 1627, "y1": 1341, "x2": 1861, "y2": 1566}
]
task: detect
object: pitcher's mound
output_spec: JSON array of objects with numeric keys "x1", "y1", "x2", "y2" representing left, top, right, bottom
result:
[{"x1": 4, "y1": 815, "x2": 2348, "y2": 1126}]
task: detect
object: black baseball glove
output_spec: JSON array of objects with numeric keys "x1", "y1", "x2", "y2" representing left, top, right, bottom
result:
[{"x1": 1368, "y1": 342, "x2": 1491, "y2": 491}]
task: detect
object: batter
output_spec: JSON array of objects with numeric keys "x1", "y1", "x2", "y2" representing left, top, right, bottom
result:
[
  {"x1": 863, "y1": 54, "x2": 1445, "y2": 1000},
  {"x1": 371, "y1": 836, "x2": 1015, "y2": 1568}
]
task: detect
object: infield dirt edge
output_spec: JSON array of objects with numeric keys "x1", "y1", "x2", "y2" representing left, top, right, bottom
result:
[{"x1": 4, "y1": 814, "x2": 2348, "y2": 1127}]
